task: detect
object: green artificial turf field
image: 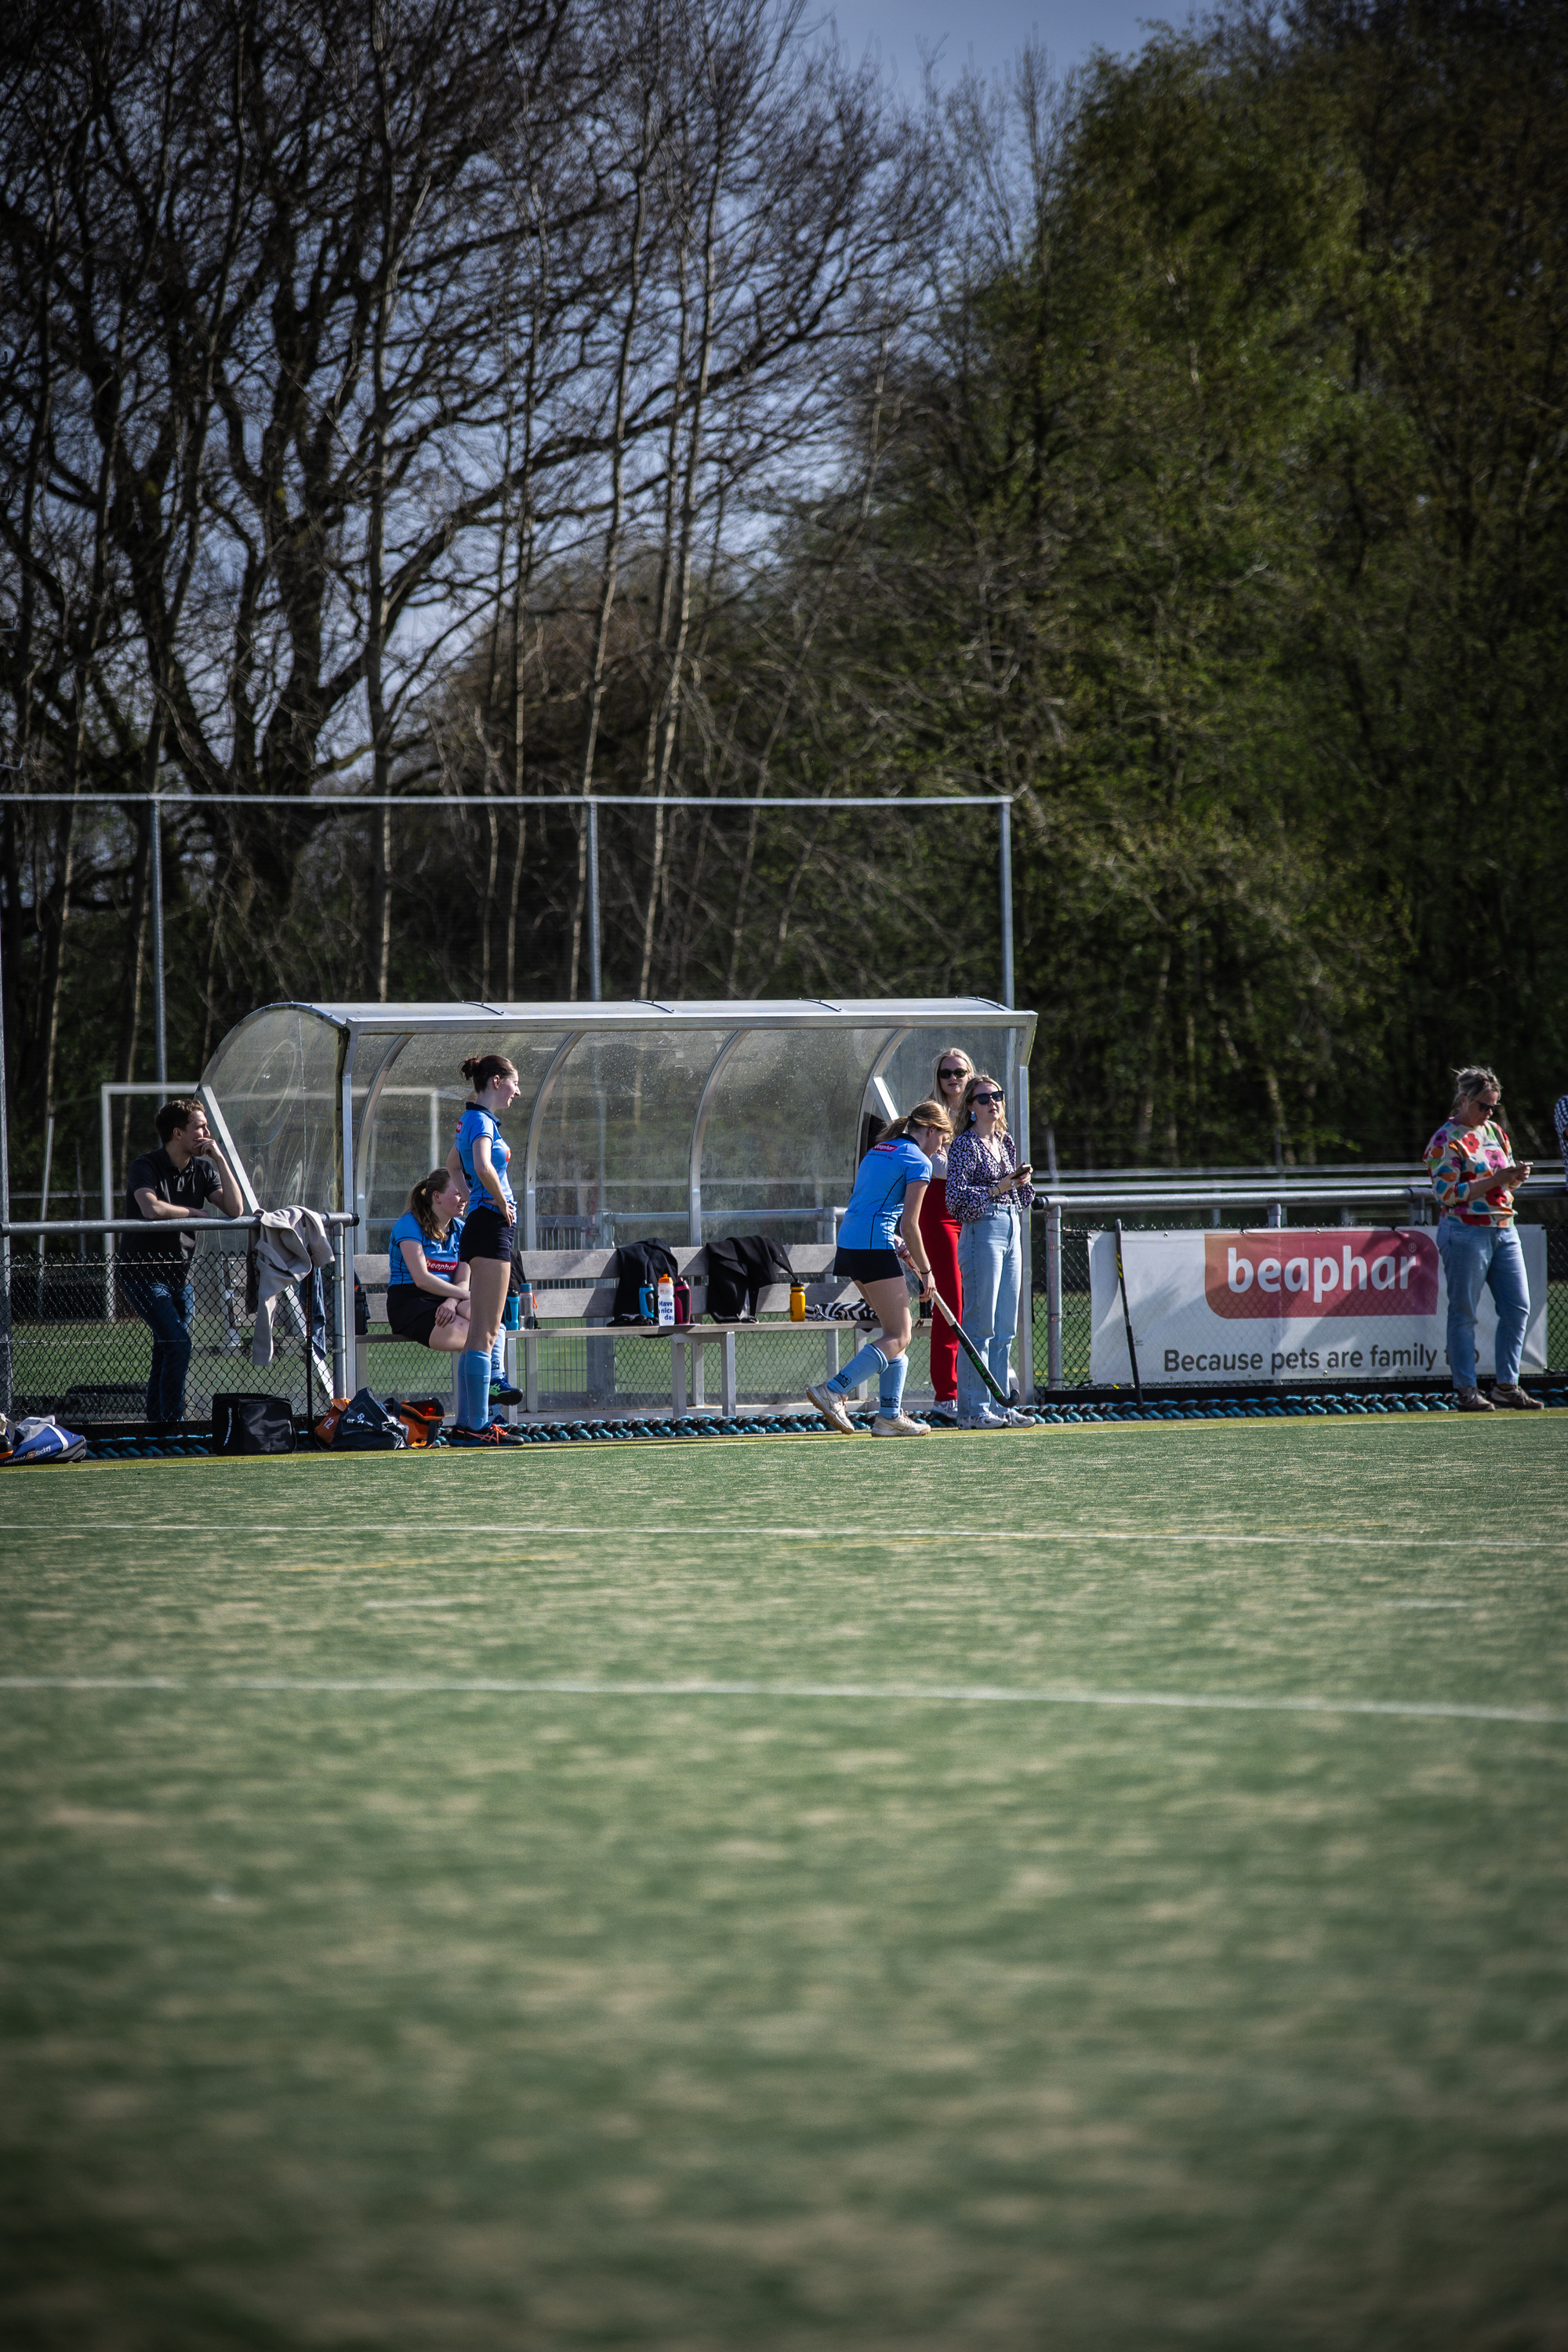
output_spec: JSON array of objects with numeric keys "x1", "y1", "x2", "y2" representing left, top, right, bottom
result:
[{"x1": 2, "y1": 1418, "x2": 1566, "y2": 2351}]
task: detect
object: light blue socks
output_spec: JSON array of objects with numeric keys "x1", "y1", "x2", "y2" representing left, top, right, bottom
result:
[
  {"x1": 459, "y1": 1350, "x2": 492, "y2": 1430},
  {"x1": 827, "y1": 1341, "x2": 887, "y2": 1397},
  {"x1": 490, "y1": 1333, "x2": 506, "y2": 1380},
  {"x1": 878, "y1": 1352, "x2": 909, "y2": 1417}
]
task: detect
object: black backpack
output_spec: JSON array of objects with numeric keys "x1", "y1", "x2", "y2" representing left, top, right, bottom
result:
[
  {"x1": 211, "y1": 1393, "x2": 297, "y2": 1456},
  {"x1": 332, "y1": 1387, "x2": 407, "y2": 1452}
]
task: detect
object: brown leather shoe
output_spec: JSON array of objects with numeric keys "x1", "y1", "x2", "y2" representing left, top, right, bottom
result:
[
  {"x1": 1455, "y1": 1388, "x2": 1494, "y2": 1412},
  {"x1": 1492, "y1": 1384, "x2": 1545, "y2": 1411}
]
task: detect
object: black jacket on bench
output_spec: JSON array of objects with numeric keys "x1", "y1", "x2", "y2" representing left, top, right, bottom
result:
[
  {"x1": 610, "y1": 1239, "x2": 681, "y2": 1323},
  {"x1": 703, "y1": 1235, "x2": 793, "y2": 1321}
]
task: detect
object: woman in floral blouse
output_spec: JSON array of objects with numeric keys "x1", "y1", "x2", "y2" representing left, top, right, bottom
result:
[
  {"x1": 1424, "y1": 1065, "x2": 1540, "y2": 1411},
  {"x1": 946, "y1": 1073, "x2": 1035, "y2": 1426}
]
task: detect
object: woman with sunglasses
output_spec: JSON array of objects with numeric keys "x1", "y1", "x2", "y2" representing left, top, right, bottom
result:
[
  {"x1": 946, "y1": 1073, "x2": 1034, "y2": 1426},
  {"x1": 920, "y1": 1047, "x2": 975, "y2": 1425}
]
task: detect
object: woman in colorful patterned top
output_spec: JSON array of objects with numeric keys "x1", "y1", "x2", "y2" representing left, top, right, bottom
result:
[
  {"x1": 946, "y1": 1073, "x2": 1035, "y2": 1428},
  {"x1": 1424, "y1": 1065, "x2": 1541, "y2": 1411}
]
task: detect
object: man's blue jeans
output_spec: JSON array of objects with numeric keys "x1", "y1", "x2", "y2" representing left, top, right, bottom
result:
[
  {"x1": 956, "y1": 1207, "x2": 1021, "y2": 1417},
  {"x1": 1436, "y1": 1217, "x2": 1529, "y2": 1390},
  {"x1": 122, "y1": 1274, "x2": 194, "y2": 1423}
]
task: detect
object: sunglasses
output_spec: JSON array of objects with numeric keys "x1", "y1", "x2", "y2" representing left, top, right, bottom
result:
[{"x1": 971, "y1": 1089, "x2": 1004, "y2": 1104}]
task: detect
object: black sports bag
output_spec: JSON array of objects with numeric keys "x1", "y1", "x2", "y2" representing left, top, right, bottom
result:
[
  {"x1": 332, "y1": 1387, "x2": 407, "y2": 1452},
  {"x1": 211, "y1": 1393, "x2": 297, "y2": 1455}
]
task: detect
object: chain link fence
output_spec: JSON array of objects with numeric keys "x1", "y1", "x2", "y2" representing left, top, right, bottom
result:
[{"x1": 2, "y1": 1225, "x2": 346, "y2": 1428}]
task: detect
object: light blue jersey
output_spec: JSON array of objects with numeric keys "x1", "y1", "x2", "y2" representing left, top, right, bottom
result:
[
  {"x1": 455, "y1": 1105, "x2": 514, "y2": 1218},
  {"x1": 388, "y1": 1211, "x2": 463, "y2": 1287},
  {"x1": 837, "y1": 1135, "x2": 932, "y2": 1251}
]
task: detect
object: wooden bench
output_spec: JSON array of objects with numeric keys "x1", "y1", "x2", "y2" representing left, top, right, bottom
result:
[{"x1": 354, "y1": 1243, "x2": 869, "y2": 1419}]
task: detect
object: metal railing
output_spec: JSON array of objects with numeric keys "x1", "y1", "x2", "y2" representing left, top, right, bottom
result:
[{"x1": 0, "y1": 1213, "x2": 358, "y2": 1423}]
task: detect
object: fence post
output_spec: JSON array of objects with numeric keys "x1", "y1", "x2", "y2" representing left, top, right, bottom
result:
[
  {"x1": 149, "y1": 797, "x2": 167, "y2": 1087},
  {"x1": 1045, "y1": 1200, "x2": 1062, "y2": 1390},
  {"x1": 330, "y1": 1221, "x2": 350, "y2": 1402}
]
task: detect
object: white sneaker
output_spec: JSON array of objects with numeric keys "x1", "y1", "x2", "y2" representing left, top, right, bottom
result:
[
  {"x1": 871, "y1": 1412, "x2": 931, "y2": 1437},
  {"x1": 927, "y1": 1401, "x2": 959, "y2": 1426},
  {"x1": 953, "y1": 1413, "x2": 1001, "y2": 1431},
  {"x1": 805, "y1": 1381, "x2": 855, "y2": 1435},
  {"x1": 996, "y1": 1406, "x2": 1036, "y2": 1425}
]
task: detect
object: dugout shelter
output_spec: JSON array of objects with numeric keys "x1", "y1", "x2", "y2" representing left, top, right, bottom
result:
[{"x1": 199, "y1": 996, "x2": 1039, "y2": 1397}]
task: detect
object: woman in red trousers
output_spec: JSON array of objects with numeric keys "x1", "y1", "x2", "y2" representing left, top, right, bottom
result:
[{"x1": 920, "y1": 1046, "x2": 973, "y2": 1426}]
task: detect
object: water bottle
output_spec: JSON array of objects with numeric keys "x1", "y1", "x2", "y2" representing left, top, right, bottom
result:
[
  {"x1": 789, "y1": 1278, "x2": 806, "y2": 1322},
  {"x1": 657, "y1": 1272, "x2": 675, "y2": 1327},
  {"x1": 518, "y1": 1276, "x2": 537, "y2": 1330}
]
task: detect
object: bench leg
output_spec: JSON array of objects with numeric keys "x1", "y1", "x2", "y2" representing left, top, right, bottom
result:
[
  {"x1": 524, "y1": 1330, "x2": 539, "y2": 1417},
  {"x1": 504, "y1": 1331, "x2": 520, "y2": 1425},
  {"x1": 672, "y1": 1336, "x2": 688, "y2": 1418},
  {"x1": 721, "y1": 1330, "x2": 737, "y2": 1417},
  {"x1": 825, "y1": 1328, "x2": 839, "y2": 1381},
  {"x1": 354, "y1": 1337, "x2": 367, "y2": 1396}
]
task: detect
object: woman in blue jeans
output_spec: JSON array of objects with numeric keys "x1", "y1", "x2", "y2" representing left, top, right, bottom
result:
[
  {"x1": 1424, "y1": 1065, "x2": 1541, "y2": 1411},
  {"x1": 946, "y1": 1073, "x2": 1035, "y2": 1427}
]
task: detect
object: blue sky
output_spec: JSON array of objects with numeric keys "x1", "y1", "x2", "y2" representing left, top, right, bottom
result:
[{"x1": 818, "y1": 0, "x2": 1189, "y2": 86}]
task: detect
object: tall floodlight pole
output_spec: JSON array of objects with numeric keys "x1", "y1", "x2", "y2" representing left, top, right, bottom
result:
[
  {"x1": 998, "y1": 798, "x2": 1014, "y2": 1007},
  {"x1": 0, "y1": 879, "x2": 11, "y2": 1422},
  {"x1": 586, "y1": 799, "x2": 603, "y2": 1003},
  {"x1": 149, "y1": 796, "x2": 168, "y2": 1086}
]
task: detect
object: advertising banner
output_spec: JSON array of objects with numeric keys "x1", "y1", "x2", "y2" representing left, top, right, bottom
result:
[{"x1": 1088, "y1": 1227, "x2": 1547, "y2": 1387}]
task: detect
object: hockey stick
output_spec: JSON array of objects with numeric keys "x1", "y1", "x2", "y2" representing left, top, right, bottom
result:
[
  {"x1": 893, "y1": 1240, "x2": 1011, "y2": 1410},
  {"x1": 1113, "y1": 1218, "x2": 1143, "y2": 1404}
]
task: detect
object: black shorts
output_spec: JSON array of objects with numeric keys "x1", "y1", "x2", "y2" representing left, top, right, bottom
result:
[
  {"x1": 386, "y1": 1287, "x2": 443, "y2": 1346},
  {"x1": 833, "y1": 1246, "x2": 903, "y2": 1283},
  {"x1": 458, "y1": 1206, "x2": 515, "y2": 1263}
]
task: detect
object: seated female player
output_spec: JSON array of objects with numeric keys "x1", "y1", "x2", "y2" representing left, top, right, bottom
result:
[{"x1": 385, "y1": 1171, "x2": 474, "y2": 1353}]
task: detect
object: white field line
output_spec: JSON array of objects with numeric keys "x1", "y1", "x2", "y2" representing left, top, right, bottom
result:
[
  {"x1": 6, "y1": 1525, "x2": 1568, "y2": 1552},
  {"x1": 361, "y1": 1597, "x2": 485, "y2": 1610},
  {"x1": 0, "y1": 1674, "x2": 1563, "y2": 1726}
]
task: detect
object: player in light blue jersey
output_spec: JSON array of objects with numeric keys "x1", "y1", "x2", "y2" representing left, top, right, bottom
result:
[
  {"x1": 445, "y1": 1051, "x2": 521, "y2": 1442},
  {"x1": 806, "y1": 1099, "x2": 951, "y2": 1439}
]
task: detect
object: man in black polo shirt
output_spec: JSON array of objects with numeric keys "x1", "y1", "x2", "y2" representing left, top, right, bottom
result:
[{"x1": 122, "y1": 1098, "x2": 244, "y2": 1425}]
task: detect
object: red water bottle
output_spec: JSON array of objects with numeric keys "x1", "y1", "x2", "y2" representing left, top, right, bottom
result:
[{"x1": 673, "y1": 1278, "x2": 691, "y2": 1325}]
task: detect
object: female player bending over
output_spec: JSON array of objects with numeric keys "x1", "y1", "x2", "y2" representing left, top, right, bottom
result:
[{"x1": 807, "y1": 1100, "x2": 952, "y2": 1438}]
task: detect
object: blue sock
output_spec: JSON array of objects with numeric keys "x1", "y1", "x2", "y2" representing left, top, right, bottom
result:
[
  {"x1": 878, "y1": 1353, "x2": 908, "y2": 1417},
  {"x1": 459, "y1": 1351, "x2": 492, "y2": 1430},
  {"x1": 827, "y1": 1341, "x2": 887, "y2": 1396},
  {"x1": 490, "y1": 1334, "x2": 506, "y2": 1381}
]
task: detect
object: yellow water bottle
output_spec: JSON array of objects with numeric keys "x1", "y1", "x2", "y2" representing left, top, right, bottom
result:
[{"x1": 789, "y1": 1278, "x2": 806, "y2": 1322}]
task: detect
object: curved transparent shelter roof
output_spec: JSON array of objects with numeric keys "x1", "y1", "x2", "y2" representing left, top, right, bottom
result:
[{"x1": 201, "y1": 999, "x2": 1037, "y2": 1252}]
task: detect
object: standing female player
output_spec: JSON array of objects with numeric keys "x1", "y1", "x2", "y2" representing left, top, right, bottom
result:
[
  {"x1": 947, "y1": 1073, "x2": 1034, "y2": 1426},
  {"x1": 448, "y1": 1052, "x2": 521, "y2": 1443},
  {"x1": 807, "y1": 1101, "x2": 952, "y2": 1438},
  {"x1": 920, "y1": 1047, "x2": 975, "y2": 1426}
]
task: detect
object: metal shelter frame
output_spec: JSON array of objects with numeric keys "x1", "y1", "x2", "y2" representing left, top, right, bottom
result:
[{"x1": 198, "y1": 996, "x2": 1040, "y2": 1400}]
